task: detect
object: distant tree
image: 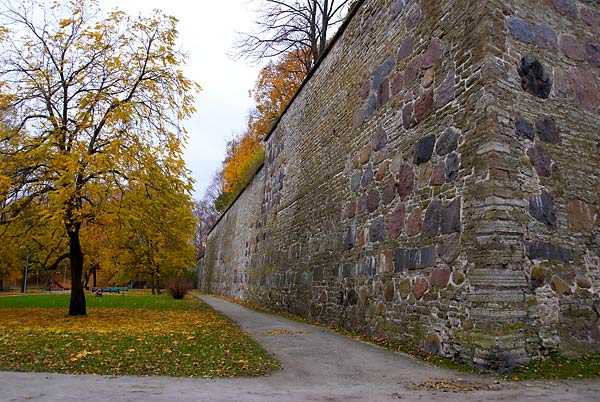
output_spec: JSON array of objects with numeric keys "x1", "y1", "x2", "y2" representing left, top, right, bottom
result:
[
  {"x1": 0, "y1": 0, "x2": 198, "y2": 314},
  {"x1": 233, "y1": 0, "x2": 351, "y2": 73}
]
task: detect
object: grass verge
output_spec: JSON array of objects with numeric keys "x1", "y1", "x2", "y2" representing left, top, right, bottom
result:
[{"x1": 0, "y1": 293, "x2": 280, "y2": 377}]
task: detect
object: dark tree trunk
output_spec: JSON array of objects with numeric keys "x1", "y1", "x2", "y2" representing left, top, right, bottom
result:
[
  {"x1": 68, "y1": 227, "x2": 86, "y2": 316},
  {"x1": 92, "y1": 267, "x2": 97, "y2": 288}
]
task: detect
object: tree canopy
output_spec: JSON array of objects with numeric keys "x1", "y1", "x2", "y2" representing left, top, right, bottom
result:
[{"x1": 0, "y1": 0, "x2": 199, "y2": 315}]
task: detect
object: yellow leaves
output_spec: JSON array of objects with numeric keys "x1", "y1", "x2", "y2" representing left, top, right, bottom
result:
[{"x1": 266, "y1": 330, "x2": 310, "y2": 336}]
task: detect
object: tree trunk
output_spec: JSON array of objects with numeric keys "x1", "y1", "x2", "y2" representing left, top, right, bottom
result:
[{"x1": 68, "y1": 227, "x2": 86, "y2": 316}]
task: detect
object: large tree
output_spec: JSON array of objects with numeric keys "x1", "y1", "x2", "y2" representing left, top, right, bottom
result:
[
  {"x1": 0, "y1": 0, "x2": 198, "y2": 315},
  {"x1": 233, "y1": 0, "x2": 351, "y2": 73}
]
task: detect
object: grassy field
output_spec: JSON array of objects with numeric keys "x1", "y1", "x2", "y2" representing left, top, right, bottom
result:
[{"x1": 0, "y1": 292, "x2": 280, "y2": 377}]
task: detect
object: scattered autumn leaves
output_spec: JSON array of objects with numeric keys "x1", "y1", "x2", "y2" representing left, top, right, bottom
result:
[{"x1": 0, "y1": 296, "x2": 279, "y2": 377}]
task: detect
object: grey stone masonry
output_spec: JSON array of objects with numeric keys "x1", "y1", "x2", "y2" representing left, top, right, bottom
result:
[{"x1": 200, "y1": 0, "x2": 600, "y2": 371}]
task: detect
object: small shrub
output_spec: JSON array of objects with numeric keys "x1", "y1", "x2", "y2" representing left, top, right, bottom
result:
[{"x1": 166, "y1": 278, "x2": 192, "y2": 299}]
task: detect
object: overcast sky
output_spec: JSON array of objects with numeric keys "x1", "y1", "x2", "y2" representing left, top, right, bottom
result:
[{"x1": 101, "y1": 0, "x2": 263, "y2": 200}]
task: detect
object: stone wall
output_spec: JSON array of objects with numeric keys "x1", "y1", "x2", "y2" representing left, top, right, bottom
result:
[{"x1": 201, "y1": 0, "x2": 600, "y2": 370}]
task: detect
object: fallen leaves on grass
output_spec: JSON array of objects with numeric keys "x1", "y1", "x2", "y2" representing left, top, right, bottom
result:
[{"x1": 0, "y1": 300, "x2": 279, "y2": 377}]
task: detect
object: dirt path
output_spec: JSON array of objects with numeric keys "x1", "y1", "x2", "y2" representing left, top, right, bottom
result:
[{"x1": 1, "y1": 294, "x2": 598, "y2": 401}]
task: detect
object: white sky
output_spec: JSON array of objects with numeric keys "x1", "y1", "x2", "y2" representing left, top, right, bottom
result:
[{"x1": 101, "y1": 0, "x2": 262, "y2": 200}]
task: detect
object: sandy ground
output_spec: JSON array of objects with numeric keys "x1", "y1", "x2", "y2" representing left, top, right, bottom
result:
[{"x1": 1, "y1": 293, "x2": 599, "y2": 402}]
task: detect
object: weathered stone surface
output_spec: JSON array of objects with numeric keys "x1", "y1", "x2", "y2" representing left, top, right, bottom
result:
[
  {"x1": 404, "y1": 58, "x2": 421, "y2": 86},
  {"x1": 567, "y1": 199, "x2": 597, "y2": 230},
  {"x1": 413, "y1": 134, "x2": 436, "y2": 164},
  {"x1": 372, "y1": 58, "x2": 395, "y2": 91},
  {"x1": 397, "y1": 163, "x2": 414, "y2": 198},
  {"x1": 422, "y1": 199, "x2": 442, "y2": 237},
  {"x1": 391, "y1": 0, "x2": 404, "y2": 19},
  {"x1": 551, "y1": 275, "x2": 571, "y2": 295},
  {"x1": 576, "y1": 276, "x2": 592, "y2": 289},
  {"x1": 342, "y1": 199, "x2": 356, "y2": 219},
  {"x1": 526, "y1": 240, "x2": 574, "y2": 261},
  {"x1": 361, "y1": 163, "x2": 374, "y2": 187},
  {"x1": 587, "y1": 43, "x2": 600, "y2": 68},
  {"x1": 394, "y1": 246, "x2": 436, "y2": 272},
  {"x1": 441, "y1": 197, "x2": 461, "y2": 234},
  {"x1": 560, "y1": 34, "x2": 588, "y2": 61},
  {"x1": 412, "y1": 276, "x2": 429, "y2": 299},
  {"x1": 569, "y1": 67, "x2": 600, "y2": 110},
  {"x1": 398, "y1": 278, "x2": 411, "y2": 299},
  {"x1": 439, "y1": 233, "x2": 460, "y2": 262},
  {"x1": 406, "y1": 5, "x2": 421, "y2": 30},
  {"x1": 581, "y1": 6, "x2": 599, "y2": 27},
  {"x1": 514, "y1": 116, "x2": 535, "y2": 140},
  {"x1": 430, "y1": 162, "x2": 445, "y2": 186},
  {"x1": 359, "y1": 144, "x2": 372, "y2": 164},
  {"x1": 352, "y1": 107, "x2": 366, "y2": 129},
  {"x1": 418, "y1": 164, "x2": 432, "y2": 187},
  {"x1": 445, "y1": 153, "x2": 459, "y2": 182},
  {"x1": 377, "y1": 76, "x2": 390, "y2": 108},
  {"x1": 365, "y1": 94, "x2": 377, "y2": 118},
  {"x1": 397, "y1": 35, "x2": 414, "y2": 62},
  {"x1": 391, "y1": 152, "x2": 403, "y2": 173},
  {"x1": 530, "y1": 266, "x2": 545, "y2": 288},
  {"x1": 402, "y1": 102, "x2": 413, "y2": 129},
  {"x1": 529, "y1": 192, "x2": 557, "y2": 226},
  {"x1": 344, "y1": 224, "x2": 356, "y2": 249},
  {"x1": 367, "y1": 189, "x2": 380, "y2": 213},
  {"x1": 553, "y1": 67, "x2": 570, "y2": 98},
  {"x1": 375, "y1": 160, "x2": 390, "y2": 181},
  {"x1": 382, "y1": 181, "x2": 396, "y2": 205},
  {"x1": 451, "y1": 271, "x2": 465, "y2": 286},
  {"x1": 351, "y1": 171, "x2": 362, "y2": 191},
  {"x1": 360, "y1": 79, "x2": 371, "y2": 99},
  {"x1": 421, "y1": 68, "x2": 434, "y2": 88},
  {"x1": 384, "y1": 281, "x2": 395, "y2": 302},
  {"x1": 372, "y1": 127, "x2": 388, "y2": 152},
  {"x1": 420, "y1": 38, "x2": 443, "y2": 69},
  {"x1": 431, "y1": 268, "x2": 451, "y2": 289},
  {"x1": 413, "y1": 89, "x2": 433, "y2": 122},
  {"x1": 527, "y1": 144, "x2": 553, "y2": 177},
  {"x1": 359, "y1": 286, "x2": 369, "y2": 305},
  {"x1": 533, "y1": 24, "x2": 558, "y2": 50},
  {"x1": 406, "y1": 207, "x2": 423, "y2": 237},
  {"x1": 424, "y1": 333, "x2": 441, "y2": 355},
  {"x1": 369, "y1": 216, "x2": 385, "y2": 242},
  {"x1": 391, "y1": 72, "x2": 404, "y2": 96},
  {"x1": 387, "y1": 205, "x2": 406, "y2": 238},
  {"x1": 436, "y1": 128, "x2": 459, "y2": 155},
  {"x1": 434, "y1": 69, "x2": 455, "y2": 109},
  {"x1": 518, "y1": 56, "x2": 552, "y2": 99},
  {"x1": 535, "y1": 117, "x2": 560, "y2": 144},
  {"x1": 357, "y1": 193, "x2": 367, "y2": 214},
  {"x1": 553, "y1": 0, "x2": 578, "y2": 19},
  {"x1": 506, "y1": 17, "x2": 534, "y2": 43}
]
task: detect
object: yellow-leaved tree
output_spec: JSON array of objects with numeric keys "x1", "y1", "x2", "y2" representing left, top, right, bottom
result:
[{"x1": 0, "y1": 0, "x2": 199, "y2": 315}]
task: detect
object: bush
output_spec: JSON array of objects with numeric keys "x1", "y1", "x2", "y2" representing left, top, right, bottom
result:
[{"x1": 166, "y1": 278, "x2": 192, "y2": 300}]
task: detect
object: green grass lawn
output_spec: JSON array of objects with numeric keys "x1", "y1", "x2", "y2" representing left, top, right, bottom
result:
[{"x1": 0, "y1": 292, "x2": 280, "y2": 377}]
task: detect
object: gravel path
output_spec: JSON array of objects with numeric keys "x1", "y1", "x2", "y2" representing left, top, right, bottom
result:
[{"x1": 1, "y1": 293, "x2": 598, "y2": 401}]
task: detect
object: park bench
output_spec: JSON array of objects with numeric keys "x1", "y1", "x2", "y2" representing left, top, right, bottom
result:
[{"x1": 92, "y1": 287, "x2": 129, "y2": 294}]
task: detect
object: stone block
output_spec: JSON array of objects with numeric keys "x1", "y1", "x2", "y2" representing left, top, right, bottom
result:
[
  {"x1": 422, "y1": 198, "x2": 442, "y2": 237},
  {"x1": 527, "y1": 144, "x2": 553, "y2": 177},
  {"x1": 438, "y1": 233, "x2": 460, "y2": 262},
  {"x1": 375, "y1": 160, "x2": 390, "y2": 181},
  {"x1": 369, "y1": 216, "x2": 385, "y2": 242},
  {"x1": 441, "y1": 197, "x2": 461, "y2": 234},
  {"x1": 533, "y1": 24, "x2": 558, "y2": 50},
  {"x1": 412, "y1": 276, "x2": 429, "y2": 299},
  {"x1": 560, "y1": 34, "x2": 587, "y2": 61},
  {"x1": 397, "y1": 35, "x2": 415, "y2": 62},
  {"x1": 387, "y1": 205, "x2": 406, "y2": 238},
  {"x1": 367, "y1": 189, "x2": 380, "y2": 213},
  {"x1": 430, "y1": 162, "x2": 445, "y2": 186},
  {"x1": 406, "y1": 207, "x2": 423, "y2": 237},
  {"x1": 587, "y1": 43, "x2": 600, "y2": 68},
  {"x1": 529, "y1": 192, "x2": 556, "y2": 226},
  {"x1": 413, "y1": 89, "x2": 433, "y2": 122},
  {"x1": 361, "y1": 163, "x2": 374, "y2": 187},
  {"x1": 568, "y1": 199, "x2": 597, "y2": 230},
  {"x1": 384, "y1": 281, "x2": 395, "y2": 302},
  {"x1": 518, "y1": 56, "x2": 552, "y2": 99},
  {"x1": 506, "y1": 17, "x2": 534, "y2": 43},
  {"x1": 431, "y1": 268, "x2": 451, "y2": 289},
  {"x1": 569, "y1": 67, "x2": 600, "y2": 111},
  {"x1": 434, "y1": 68, "x2": 455, "y2": 109},
  {"x1": 436, "y1": 128, "x2": 459, "y2": 156},
  {"x1": 397, "y1": 163, "x2": 415, "y2": 198},
  {"x1": 344, "y1": 224, "x2": 356, "y2": 250},
  {"x1": 359, "y1": 144, "x2": 372, "y2": 164},
  {"x1": 514, "y1": 116, "x2": 534, "y2": 140},
  {"x1": 420, "y1": 38, "x2": 443, "y2": 69},
  {"x1": 399, "y1": 278, "x2": 411, "y2": 299},
  {"x1": 394, "y1": 246, "x2": 436, "y2": 272},
  {"x1": 553, "y1": 0, "x2": 578, "y2": 19},
  {"x1": 445, "y1": 153, "x2": 459, "y2": 182},
  {"x1": 526, "y1": 240, "x2": 574, "y2": 261},
  {"x1": 413, "y1": 134, "x2": 436, "y2": 165},
  {"x1": 382, "y1": 181, "x2": 397, "y2": 205},
  {"x1": 372, "y1": 127, "x2": 388, "y2": 152}
]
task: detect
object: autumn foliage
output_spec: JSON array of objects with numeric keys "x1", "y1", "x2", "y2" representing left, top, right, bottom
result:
[{"x1": 217, "y1": 51, "x2": 306, "y2": 211}]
